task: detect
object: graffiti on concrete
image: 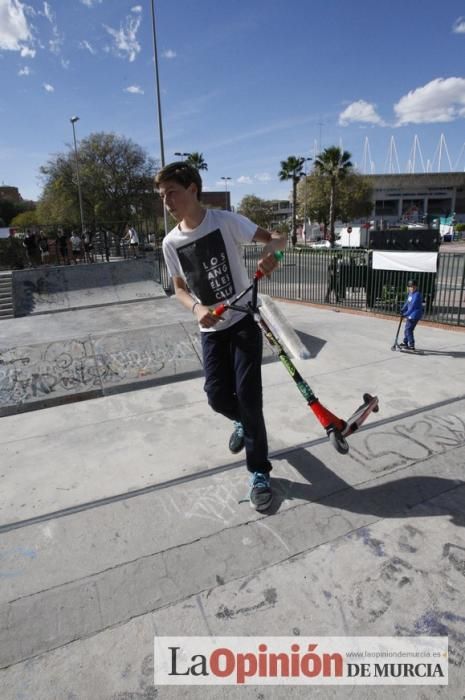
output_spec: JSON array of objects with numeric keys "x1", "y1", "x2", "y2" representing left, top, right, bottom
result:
[
  {"x1": 348, "y1": 413, "x2": 465, "y2": 472},
  {"x1": 0, "y1": 339, "x2": 100, "y2": 405},
  {"x1": 96, "y1": 337, "x2": 199, "y2": 383},
  {"x1": 0, "y1": 327, "x2": 202, "y2": 410}
]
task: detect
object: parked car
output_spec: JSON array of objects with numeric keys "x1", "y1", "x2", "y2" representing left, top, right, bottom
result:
[{"x1": 310, "y1": 240, "x2": 331, "y2": 249}]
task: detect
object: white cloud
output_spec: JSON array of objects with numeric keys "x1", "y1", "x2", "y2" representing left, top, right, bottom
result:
[
  {"x1": 0, "y1": 0, "x2": 34, "y2": 54},
  {"x1": 43, "y1": 1, "x2": 52, "y2": 23},
  {"x1": 104, "y1": 14, "x2": 141, "y2": 62},
  {"x1": 42, "y1": 1, "x2": 63, "y2": 55},
  {"x1": 43, "y1": 82, "x2": 54, "y2": 91},
  {"x1": 18, "y1": 64, "x2": 30, "y2": 75},
  {"x1": 452, "y1": 17, "x2": 465, "y2": 34},
  {"x1": 162, "y1": 49, "x2": 176, "y2": 59},
  {"x1": 20, "y1": 45, "x2": 35, "y2": 57},
  {"x1": 49, "y1": 36, "x2": 62, "y2": 54},
  {"x1": 236, "y1": 173, "x2": 272, "y2": 185},
  {"x1": 394, "y1": 77, "x2": 465, "y2": 125},
  {"x1": 339, "y1": 99, "x2": 385, "y2": 126},
  {"x1": 81, "y1": 0, "x2": 102, "y2": 6},
  {"x1": 131, "y1": 5, "x2": 142, "y2": 12},
  {"x1": 124, "y1": 84, "x2": 144, "y2": 94},
  {"x1": 79, "y1": 39, "x2": 96, "y2": 54}
]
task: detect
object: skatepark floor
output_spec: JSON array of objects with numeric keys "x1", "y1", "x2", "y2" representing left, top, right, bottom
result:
[{"x1": 1, "y1": 297, "x2": 465, "y2": 699}]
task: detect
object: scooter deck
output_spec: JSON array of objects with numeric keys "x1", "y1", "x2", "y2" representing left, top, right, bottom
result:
[
  {"x1": 397, "y1": 347, "x2": 425, "y2": 355},
  {"x1": 341, "y1": 394, "x2": 379, "y2": 437}
]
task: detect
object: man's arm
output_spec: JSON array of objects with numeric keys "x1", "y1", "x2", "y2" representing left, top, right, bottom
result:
[
  {"x1": 172, "y1": 276, "x2": 220, "y2": 329},
  {"x1": 253, "y1": 227, "x2": 287, "y2": 276}
]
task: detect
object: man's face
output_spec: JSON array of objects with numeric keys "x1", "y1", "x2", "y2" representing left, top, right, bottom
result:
[{"x1": 158, "y1": 180, "x2": 197, "y2": 221}]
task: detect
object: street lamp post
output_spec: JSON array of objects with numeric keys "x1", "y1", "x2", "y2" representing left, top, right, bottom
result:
[
  {"x1": 70, "y1": 116, "x2": 85, "y2": 238},
  {"x1": 302, "y1": 157, "x2": 312, "y2": 243},
  {"x1": 221, "y1": 176, "x2": 231, "y2": 210},
  {"x1": 174, "y1": 152, "x2": 191, "y2": 161},
  {"x1": 150, "y1": 0, "x2": 169, "y2": 237}
]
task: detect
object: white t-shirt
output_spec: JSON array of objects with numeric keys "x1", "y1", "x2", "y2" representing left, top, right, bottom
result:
[
  {"x1": 128, "y1": 227, "x2": 139, "y2": 244},
  {"x1": 162, "y1": 209, "x2": 257, "y2": 331},
  {"x1": 70, "y1": 235, "x2": 81, "y2": 251}
]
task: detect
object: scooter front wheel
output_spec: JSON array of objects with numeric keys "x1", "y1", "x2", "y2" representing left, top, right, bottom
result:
[{"x1": 328, "y1": 429, "x2": 349, "y2": 455}]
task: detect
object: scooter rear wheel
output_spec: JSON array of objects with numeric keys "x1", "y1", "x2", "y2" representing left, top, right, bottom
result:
[{"x1": 328, "y1": 429, "x2": 349, "y2": 455}]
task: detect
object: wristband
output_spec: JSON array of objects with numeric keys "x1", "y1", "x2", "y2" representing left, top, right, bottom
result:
[{"x1": 192, "y1": 301, "x2": 199, "y2": 314}]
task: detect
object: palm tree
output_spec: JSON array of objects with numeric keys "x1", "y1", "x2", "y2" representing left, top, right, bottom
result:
[
  {"x1": 186, "y1": 152, "x2": 208, "y2": 171},
  {"x1": 279, "y1": 156, "x2": 305, "y2": 245},
  {"x1": 314, "y1": 147, "x2": 353, "y2": 246}
]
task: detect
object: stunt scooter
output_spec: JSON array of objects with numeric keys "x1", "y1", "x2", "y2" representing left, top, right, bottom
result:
[
  {"x1": 391, "y1": 316, "x2": 422, "y2": 353},
  {"x1": 212, "y1": 251, "x2": 379, "y2": 454},
  {"x1": 391, "y1": 316, "x2": 404, "y2": 351}
]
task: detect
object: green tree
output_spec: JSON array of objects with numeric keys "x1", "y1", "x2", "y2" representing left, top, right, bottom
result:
[
  {"x1": 38, "y1": 132, "x2": 159, "y2": 233},
  {"x1": 297, "y1": 171, "x2": 373, "y2": 230},
  {"x1": 313, "y1": 147, "x2": 353, "y2": 245},
  {"x1": 0, "y1": 198, "x2": 35, "y2": 226},
  {"x1": 0, "y1": 199, "x2": 17, "y2": 226},
  {"x1": 10, "y1": 210, "x2": 39, "y2": 229},
  {"x1": 278, "y1": 156, "x2": 305, "y2": 245},
  {"x1": 237, "y1": 195, "x2": 275, "y2": 229},
  {"x1": 186, "y1": 152, "x2": 208, "y2": 171},
  {"x1": 336, "y1": 173, "x2": 373, "y2": 222}
]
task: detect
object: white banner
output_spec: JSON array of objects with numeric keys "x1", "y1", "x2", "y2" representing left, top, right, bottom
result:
[
  {"x1": 372, "y1": 251, "x2": 438, "y2": 273},
  {"x1": 154, "y1": 636, "x2": 448, "y2": 686}
]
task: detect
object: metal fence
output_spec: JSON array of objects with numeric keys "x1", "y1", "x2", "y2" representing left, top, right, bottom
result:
[
  {"x1": 0, "y1": 219, "x2": 164, "y2": 270},
  {"x1": 157, "y1": 246, "x2": 465, "y2": 327}
]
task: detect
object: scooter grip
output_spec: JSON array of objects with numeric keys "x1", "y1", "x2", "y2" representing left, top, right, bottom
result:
[
  {"x1": 254, "y1": 250, "x2": 284, "y2": 280},
  {"x1": 212, "y1": 304, "x2": 227, "y2": 317}
]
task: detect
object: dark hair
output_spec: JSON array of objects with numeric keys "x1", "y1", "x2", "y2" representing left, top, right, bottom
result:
[
  {"x1": 154, "y1": 161, "x2": 202, "y2": 201},
  {"x1": 407, "y1": 279, "x2": 417, "y2": 286}
]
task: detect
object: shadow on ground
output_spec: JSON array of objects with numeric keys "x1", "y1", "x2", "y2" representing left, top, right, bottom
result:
[
  {"x1": 295, "y1": 329, "x2": 326, "y2": 358},
  {"x1": 269, "y1": 448, "x2": 465, "y2": 528}
]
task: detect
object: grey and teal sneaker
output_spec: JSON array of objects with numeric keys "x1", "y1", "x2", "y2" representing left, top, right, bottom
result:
[
  {"x1": 229, "y1": 421, "x2": 245, "y2": 454},
  {"x1": 249, "y1": 471, "x2": 273, "y2": 512}
]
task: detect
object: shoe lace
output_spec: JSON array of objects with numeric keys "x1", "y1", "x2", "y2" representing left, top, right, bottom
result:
[
  {"x1": 233, "y1": 421, "x2": 244, "y2": 438},
  {"x1": 250, "y1": 472, "x2": 270, "y2": 489}
]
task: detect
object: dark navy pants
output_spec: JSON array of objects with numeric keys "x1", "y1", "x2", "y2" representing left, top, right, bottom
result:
[
  {"x1": 201, "y1": 314, "x2": 271, "y2": 474},
  {"x1": 403, "y1": 318, "x2": 418, "y2": 347}
]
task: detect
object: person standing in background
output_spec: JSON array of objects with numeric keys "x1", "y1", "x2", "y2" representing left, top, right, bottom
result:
[{"x1": 400, "y1": 279, "x2": 423, "y2": 351}]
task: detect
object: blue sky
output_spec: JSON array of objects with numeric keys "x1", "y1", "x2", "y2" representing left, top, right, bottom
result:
[{"x1": 2, "y1": 0, "x2": 465, "y2": 207}]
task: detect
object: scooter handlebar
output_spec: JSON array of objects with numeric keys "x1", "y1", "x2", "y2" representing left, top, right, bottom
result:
[
  {"x1": 254, "y1": 249, "x2": 284, "y2": 280},
  {"x1": 211, "y1": 250, "x2": 284, "y2": 317},
  {"x1": 212, "y1": 303, "x2": 227, "y2": 317}
]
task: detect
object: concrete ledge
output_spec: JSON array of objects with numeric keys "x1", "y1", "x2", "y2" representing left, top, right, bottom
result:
[
  {"x1": 12, "y1": 259, "x2": 166, "y2": 316},
  {"x1": 0, "y1": 321, "x2": 203, "y2": 416}
]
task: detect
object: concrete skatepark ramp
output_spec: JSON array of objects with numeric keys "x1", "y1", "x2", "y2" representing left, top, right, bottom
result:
[
  {"x1": 0, "y1": 291, "x2": 213, "y2": 416},
  {"x1": 12, "y1": 259, "x2": 166, "y2": 316}
]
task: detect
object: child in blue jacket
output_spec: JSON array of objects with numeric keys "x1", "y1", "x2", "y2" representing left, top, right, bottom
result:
[{"x1": 400, "y1": 279, "x2": 423, "y2": 350}]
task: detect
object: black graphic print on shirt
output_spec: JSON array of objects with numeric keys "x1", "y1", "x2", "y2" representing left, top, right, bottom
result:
[{"x1": 176, "y1": 228, "x2": 236, "y2": 305}]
